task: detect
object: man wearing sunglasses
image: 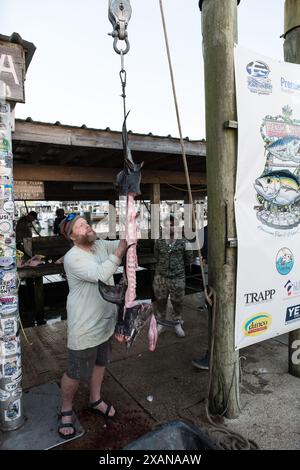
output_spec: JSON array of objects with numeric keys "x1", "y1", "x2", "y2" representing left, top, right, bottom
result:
[{"x1": 57, "y1": 214, "x2": 127, "y2": 439}]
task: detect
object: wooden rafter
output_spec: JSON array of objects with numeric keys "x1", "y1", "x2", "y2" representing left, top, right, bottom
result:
[{"x1": 14, "y1": 164, "x2": 205, "y2": 185}]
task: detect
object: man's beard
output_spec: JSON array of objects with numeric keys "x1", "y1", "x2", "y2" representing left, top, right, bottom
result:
[{"x1": 76, "y1": 230, "x2": 97, "y2": 246}]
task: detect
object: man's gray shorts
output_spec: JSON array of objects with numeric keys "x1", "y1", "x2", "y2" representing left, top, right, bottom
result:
[{"x1": 66, "y1": 338, "x2": 112, "y2": 382}]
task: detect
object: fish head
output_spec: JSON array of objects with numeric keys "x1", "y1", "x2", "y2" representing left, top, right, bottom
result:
[
  {"x1": 254, "y1": 174, "x2": 280, "y2": 201},
  {"x1": 122, "y1": 303, "x2": 153, "y2": 350},
  {"x1": 255, "y1": 171, "x2": 300, "y2": 205}
]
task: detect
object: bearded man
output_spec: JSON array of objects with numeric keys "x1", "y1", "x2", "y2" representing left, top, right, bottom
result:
[{"x1": 57, "y1": 214, "x2": 127, "y2": 439}]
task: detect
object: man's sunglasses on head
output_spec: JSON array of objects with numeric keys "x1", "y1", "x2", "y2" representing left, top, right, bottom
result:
[{"x1": 66, "y1": 213, "x2": 77, "y2": 222}]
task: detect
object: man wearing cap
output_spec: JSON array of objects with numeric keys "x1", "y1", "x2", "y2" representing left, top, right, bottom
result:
[{"x1": 58, "y1": 214, "x2": 127, "y2": 439}]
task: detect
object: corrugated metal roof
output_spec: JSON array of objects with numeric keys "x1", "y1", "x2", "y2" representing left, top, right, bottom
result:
[{"x1": 21, "y1": 117, "x2": 206, "y2": 144}]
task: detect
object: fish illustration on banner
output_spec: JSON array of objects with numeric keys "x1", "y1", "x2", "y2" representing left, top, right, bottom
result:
[{"x1": 254, "y1": 106, "x2": 300, "y2": 229}]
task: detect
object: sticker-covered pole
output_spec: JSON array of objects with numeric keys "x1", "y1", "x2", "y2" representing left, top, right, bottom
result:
[{"x1": 0, "y1": 82, "x2": 24, "y2": 431}]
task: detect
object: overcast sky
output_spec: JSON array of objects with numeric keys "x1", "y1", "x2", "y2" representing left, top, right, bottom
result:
[{"x1": 1, "y1": 0, "x2": 285, "y2": 139}]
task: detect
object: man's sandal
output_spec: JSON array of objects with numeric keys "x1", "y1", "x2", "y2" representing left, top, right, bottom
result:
[
  {"x1": 88, "y1": 399, "x2": 115, "y2": 418},
  {"x1": 58, "y1": 410, "x2": 76, "y2": 439}
]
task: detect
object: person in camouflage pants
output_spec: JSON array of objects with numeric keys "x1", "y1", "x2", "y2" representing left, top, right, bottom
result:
[{"x1": 153, "y1": 214, "x2": 193, "y2": 337}]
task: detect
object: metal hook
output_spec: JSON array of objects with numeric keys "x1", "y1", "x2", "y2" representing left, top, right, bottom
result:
[
  {"x1": 113, "y1": 36, "x2": 130, "y2": 55},
  {"x1": 119, "y1": 68, "x2": 127, "y2": 88}
]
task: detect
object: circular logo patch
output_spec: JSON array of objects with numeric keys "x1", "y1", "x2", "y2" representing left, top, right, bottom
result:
[
  {"x1": 0, "y1": 220, "x2": 12, "y2": 233},
  {"x1": 0, "y1": 256, "x2": 15, "y2": 268},
  {"x1": 3, "y1": 201, "x2": 14, "y2": 213},
  {"x1": 276, "y1": 247, "x2": 294, "y2": 275}
]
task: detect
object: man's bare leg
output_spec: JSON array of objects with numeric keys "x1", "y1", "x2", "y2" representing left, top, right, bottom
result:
[
  {"x1": 89, "y1": 365, "x2": 115, "y2": 416},
  {"x1": 59, "y1": 372, "x2": 80, "y2": 436}
]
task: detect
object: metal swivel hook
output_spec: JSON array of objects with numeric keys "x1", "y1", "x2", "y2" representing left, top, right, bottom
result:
[
  {"x1": 113, "y1": 36, "x2": 130, "y2": 55},
  {"x1": 108, "y1": 0, "x2": 132, "y2": 55}
]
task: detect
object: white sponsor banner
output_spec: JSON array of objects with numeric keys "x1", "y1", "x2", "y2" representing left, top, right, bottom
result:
[{"x1": 234, "y1": 46, "x2": 300, "y2": 349}]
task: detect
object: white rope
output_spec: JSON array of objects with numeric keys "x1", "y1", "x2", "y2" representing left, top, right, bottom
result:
[
  {"x1": 158, "y1": 0, "x2": 259, "y2": 450},
  {"x1": 158, "y1": 0, "x2": 210, "y2": 307},
  {"x1": 165, "y1": 183, "x2": 207, "y2": 193}
]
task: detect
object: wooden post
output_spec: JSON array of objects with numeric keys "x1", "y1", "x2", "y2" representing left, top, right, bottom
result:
[
  {"x1": 200, "y1": 0, "x2": 240, "y2": 418},
  {"x1": 150, "y1": 183, "x2": 160, "y2": 204},
  {"x1": 150, "y1": 183, "x2": 160, "y2": 240},
  {"x1": 108, "y1": 199, "x2": 116, "y2": 239},
  {"x1": 284, "y1": 0, "x2": 300, "y2": 378}
]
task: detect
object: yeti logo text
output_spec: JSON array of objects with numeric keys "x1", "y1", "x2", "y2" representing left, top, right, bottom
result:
[
  {"x1": 285, "y1": 304, "x2": 300, "y2": 324},
  {"x1": 0, "y1": 54, "x2": 19, "y2": 86},
  {"x1": 291, "y1": 340, "x2": 300, "y2": 365}
]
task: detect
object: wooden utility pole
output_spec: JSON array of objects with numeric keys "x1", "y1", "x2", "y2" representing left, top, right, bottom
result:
[
  {"x1": 200, "y1": 0, "x2": 240, "y2": 418},
  {"x1": 284, "y1": 0, "x2": 300, "y2": 378}
]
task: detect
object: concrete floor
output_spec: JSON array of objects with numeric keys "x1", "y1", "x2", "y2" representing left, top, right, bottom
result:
[
  {"x1": 64, "y1": 293, "x2": 300, "y2": 450},
  {"x1": 2, "y1": 292, "x2": 299, "y2": 450}
]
